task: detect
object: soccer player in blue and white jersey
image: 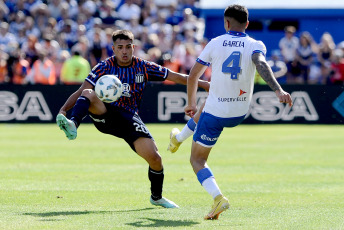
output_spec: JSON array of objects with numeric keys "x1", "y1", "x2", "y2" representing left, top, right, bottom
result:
[
  {"x1": 56, "y1": 30, "x2": 209, "y2": 209},
  {"x1": 174, "y1": 5, "x2": 293, "y2": 219}
]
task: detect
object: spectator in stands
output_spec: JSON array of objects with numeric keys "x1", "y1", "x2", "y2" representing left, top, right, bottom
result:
[
  {"x1": 149, "y1": 11, "x2": 173, "y2": 37},
  {"x1": 16, "y1": 28, "x2": 27, "y2": 48},
  {"x1": 166, "y1": 3, "x2": 184, "y2": 26},
  {"x1": 318, "y1": 32, "x2": 335, "y2": 84},
  {"x1": 118, "y1": 0, "x2": 141, "y2": 21},
  {"x1": 161, "y1": 52, "x2": 181, "y2": 85},
  {"x1": 60, "y1": 48, "x2": 90, "y2": 85},
  {"x1": 7, "y1": 42, "x2": 30, "y2": 85},
  {"x1": 295, "y1": 32, "x2": 314, "y2": 84},
  {"x1": 279, "y1": 26, "x2": 299, "y2": 83},
  {"x1": 96, "y1": 0, "x2": 118, "y2": 25},
  {"x1": 61, "y1": 19, "x2": 78, "y2": 49},
  {"x1": 26, "y1": 49, "x2": 56, "y2": 85},
  {"x1": 55, "y1": 50, "x2": 70, "y2": 82},
  {"x1": 330, "y1": 49, "x2": 344, "y2": 85},
  {"x1": 89, "y1": 28, "x2": 106, "y2": 67},
  {"x1": 181, "y1": 43, "x2": 196, "y2": 73},
  {"x1": 156, "y1": 29, "x2": 172, "y2": 54},
  {"x1": 24, "y1": 16, "x2": 40, "y2": 38},
  {"x1": 133, "y1": 39, "x2": 148, "y2": 59},
  {"x1": 63, "y1": 0, "x2": 79, "y2": 20},
  {"x1": 0, "y1": 1, "x2": 9, "y2": 23},
  {"x1": 40, "y1": 34, "x2": 61, "y2": 64},
  {"x1": 20, "y1": 34, "x2": 40, "y2": 67},
  {"x1": 267, "y1": 50, "x2": 288, "y2": 84},
  {"x1": 125, "y1": 17, "x2": 143, "y2": 39},
  {"x1": 47, "y1": 0, "x2": 63, "y2": 19},
  {"x1": 0, "y1": 22, "x2": 16, "y2": 47},
  {"x1": 0, "y1": 48, "x2": 9, "y2": 84},
  {"x1": 71, "y1": 35, "x2": 90, "y2": 61},
  {"x1": 147, "y1": 47, "x2": 162, "y2": 63},
  {"x1": 42, "y1": 18, "x2": 58, "y2": 39},
  {"x1": 8, "y1": 11, "x2": 26, "y2": 35}
]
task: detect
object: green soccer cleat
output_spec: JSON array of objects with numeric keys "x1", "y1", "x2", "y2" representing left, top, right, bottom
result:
[
  {"x1": 204, "y1": 195, "x2": 230, "y2": 220},
  {"x1": 56, "y1": 114, "x2": 77, "y2": 140},
  {"x1": 167, "y1": 128, "x2": 182, "y2": 153},
  {"x1": 150, "y1": 197, "x2": 179, "y2": 208}
]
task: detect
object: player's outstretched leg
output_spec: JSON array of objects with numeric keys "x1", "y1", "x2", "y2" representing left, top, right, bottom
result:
[
  {"x1": 56, "y1": 114, "x2": 77, "y2": 140},
  {"x1": 204, "y1": 194, "x2": 230, "y2": 220},
  {"x1": 150, "y1": 196, "x2": 179, "y2": 208}
]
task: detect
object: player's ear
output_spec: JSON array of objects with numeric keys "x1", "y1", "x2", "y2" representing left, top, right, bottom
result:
[
  {"x1": 224, "y1": 18, "x2": 230, "y2": 31},
  {"x1": 245, "y1": 21, "x2": 249, "y2": 29},
  {"x1": 112, "y1": 45, "x2": 115, "y2": 52}
]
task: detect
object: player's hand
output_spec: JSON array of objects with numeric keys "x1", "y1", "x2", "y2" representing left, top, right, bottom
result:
[
  {"x1": 275, "y1": 89, "x2": 293, "y2": 107},
  {"x1": 184, "y1": 105, "x2": 198, "y2": 118}
]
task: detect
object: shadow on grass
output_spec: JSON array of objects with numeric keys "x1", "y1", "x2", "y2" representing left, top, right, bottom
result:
[
  {"x1": 23, "y1": 209, "x2": 200, "y2": 226},
  {"x1": 126, "y1": 218, "x2": 199, "y2": 228},
  {"x1": 23, "y1": 208, "x2": 154, "y2": 217}
]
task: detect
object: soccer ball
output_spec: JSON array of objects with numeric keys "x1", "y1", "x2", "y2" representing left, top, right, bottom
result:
[{"x1": 94, "y1": 75, "x2": 123, "y2": 103}]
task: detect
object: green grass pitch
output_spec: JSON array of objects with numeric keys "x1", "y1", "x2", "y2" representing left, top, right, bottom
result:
[{"x1": 0, "y1": 123, "x2": 343, "y2": 230}]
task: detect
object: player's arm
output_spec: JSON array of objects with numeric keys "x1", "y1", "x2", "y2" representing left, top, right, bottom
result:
[
  {"x1": 185, "y1": 62, "x2": 208, "y2": 117},
  {"x1": 166, "y1": 70, "x2": 210, "y2": 92},
  {"x1": 58, "y1": 81, "x2": 94, "y2": 115},
  {"x1": 252, "y1": 52, "x2": 293, "y2": 107}
]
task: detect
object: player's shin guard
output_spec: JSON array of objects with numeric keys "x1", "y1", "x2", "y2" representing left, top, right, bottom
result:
[
  {"x1": 70, "y1": 96, "x2": 90, "y2": 128},
  {"x1": 148, "y1": 167, "x2": 164, "y2": 201}
]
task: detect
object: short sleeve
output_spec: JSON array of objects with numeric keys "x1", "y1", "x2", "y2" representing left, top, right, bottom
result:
[
  {"x1": 196, "y1": 39, "x2": 213, "y2": 66},
  {"x1": 145, "y1": 60, "x2": 169, "y2": 81},
  {"x1": 252, "y1": 40, "x2": 267, "y2": 57},
  {"x1": 85, "y1": 61, "x2": 108, "y2": 86}
]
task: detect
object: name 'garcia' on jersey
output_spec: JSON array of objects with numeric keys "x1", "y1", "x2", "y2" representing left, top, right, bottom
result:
[{"x1": 222, "y1": 40, "x2": 244, "y2": 48}]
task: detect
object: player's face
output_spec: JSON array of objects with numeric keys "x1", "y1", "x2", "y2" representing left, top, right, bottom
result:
[{"x1": 113, "y1": 39, "x2": 134, "y2": 66}]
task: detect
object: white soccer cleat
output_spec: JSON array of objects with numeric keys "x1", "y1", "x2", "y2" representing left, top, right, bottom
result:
[
  {"x1": 56, "y1": 114, "x2": 77, "y2": 140},
  {"x1": 150, "y1": 197, "x2": 179, "y2": 208},
  {"x1": 167, "y1": 128, "x2": 182, "y2": 153}
]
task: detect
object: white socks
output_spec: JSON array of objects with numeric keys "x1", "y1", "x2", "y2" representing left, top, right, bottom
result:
[
  {"x1": 176, "y1": 125, "x2": 194, "y2": 142},
  {"x1": 176, "y1": 118, "x2": 197, "y2": 142},
  {"x1": 202, "y1": 177, "x2": 222, "y2": 199}
]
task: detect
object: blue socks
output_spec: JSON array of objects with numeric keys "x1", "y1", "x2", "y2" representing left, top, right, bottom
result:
[
  {"x1": 70, "y1": 96, "x2": 90, "y2": 128},
  {"x1": 197, "y1": 167, "x2": 214, "y2": 184},
  {"x1": 187, "y1": 118, "x2": 197, "y2": 131}
]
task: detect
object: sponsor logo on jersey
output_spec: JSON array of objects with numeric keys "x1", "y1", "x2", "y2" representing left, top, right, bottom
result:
[
  {"x1": 201, "y1": 134, "x2": 218, "y2": 142},
  {"x1": 239, "y1": 89, "x2": 247, "y2": 96},
  {"x1": 135, "y1": 74, "x2": 144, "y2": 83},
  {"x1": 122, "y1": 83, "x2": 131, "y2": 97},
  {"x1": 218, "y1": 97, "x2": 247, "y2": 102},
  {"x1": 223, "y1": 40, "x2": 245, "y2": 48}
]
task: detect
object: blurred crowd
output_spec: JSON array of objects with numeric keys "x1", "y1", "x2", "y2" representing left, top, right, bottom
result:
[
  {"x1": 265, "y1": 26, "x2": 344, "y2": 85},
  {"x1": 0, "y1": 0, "x2": 343, "y2": 86}
]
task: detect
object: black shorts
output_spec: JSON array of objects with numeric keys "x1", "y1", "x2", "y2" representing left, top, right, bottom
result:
[{"x1": 89, "y1": 104, "x2": 153, "y2": 152}]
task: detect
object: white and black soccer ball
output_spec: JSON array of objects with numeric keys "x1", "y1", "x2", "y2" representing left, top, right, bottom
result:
[{"x1": 94, "y1": 75, "x2": 123, "y2": 103}]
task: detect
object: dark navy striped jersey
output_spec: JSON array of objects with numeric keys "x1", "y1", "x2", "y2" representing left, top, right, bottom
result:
[{"x1": 86, "y1": 56, "x2": 168, "y2": 113}]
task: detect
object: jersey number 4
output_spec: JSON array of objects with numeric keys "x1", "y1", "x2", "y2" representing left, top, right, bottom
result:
[{"x1": 222, "y1": 51, "x2": 242, "y2": 79}]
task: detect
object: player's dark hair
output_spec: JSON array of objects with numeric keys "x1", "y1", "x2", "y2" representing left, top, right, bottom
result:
[
  {"x1": 224, "y1": 5, "x2": 248, "y2": 24},
  {"x1": 112, "y1": 30, "x2": 134, "y2": 43}
]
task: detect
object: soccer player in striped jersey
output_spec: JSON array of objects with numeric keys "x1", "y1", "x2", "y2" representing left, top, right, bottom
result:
[
  {"x1": 171, "y1": 5, "x2": 293, "y2": 219},
  {"x1": 56, "y1": 30, "x2": 210, "y2": 209}
]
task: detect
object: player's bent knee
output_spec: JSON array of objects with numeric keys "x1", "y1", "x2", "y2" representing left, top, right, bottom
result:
[
  {"x1": 81, "y1": 89, "x2": 99, "y2": 102},
  {"x1": 150, "y1": 153, "x2": 162, "y2": 164}
]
